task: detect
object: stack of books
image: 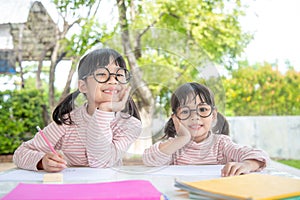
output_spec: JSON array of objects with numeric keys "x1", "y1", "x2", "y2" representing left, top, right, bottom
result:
[{"x1": 175, "y1": 173, "x2": 300, "y2": 200}]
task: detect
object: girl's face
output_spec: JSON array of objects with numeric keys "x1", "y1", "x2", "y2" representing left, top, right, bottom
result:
[
  {"x1": 176, "y1": 95, "x2": 217, "y2": 143},
  {"x1": 79, "y1": 63, "x2": 127, "y2": 112}
]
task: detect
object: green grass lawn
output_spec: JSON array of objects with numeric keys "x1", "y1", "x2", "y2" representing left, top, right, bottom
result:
[{"x1": 277, "y1": 159, "x2": 300, "y2": 169}]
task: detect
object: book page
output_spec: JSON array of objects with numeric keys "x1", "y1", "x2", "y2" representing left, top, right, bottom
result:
[{"x1": 0, "y1": 167, "x2": 117, "y2": 182}]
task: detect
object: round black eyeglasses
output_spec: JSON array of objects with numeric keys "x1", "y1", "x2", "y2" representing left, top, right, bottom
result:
[
  {"x1": 83, "y1": 67, "x2": 131, "y2": 84},
  {"x1": 174, "y1": 104, "x2": 214, "y2": 120}
]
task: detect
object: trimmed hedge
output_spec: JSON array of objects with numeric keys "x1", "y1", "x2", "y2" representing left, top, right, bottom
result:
[{"x1": 0, "y1": 89, "x2": 45, "y2": 154}]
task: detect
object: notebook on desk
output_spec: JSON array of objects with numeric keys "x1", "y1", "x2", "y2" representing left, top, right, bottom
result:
[
  {"x1": 175, "y1": 173, "x2": 300, "y2": 200},
  {"x1": 2, "y1": 180, "x2": 166, "y2": 200}
]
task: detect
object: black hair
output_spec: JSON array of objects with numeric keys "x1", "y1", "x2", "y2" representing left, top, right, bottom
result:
[
  {"x1": 52, "y1": 48, "x2": 141, "y2": 125},
  {"x1": 163, "y1": 82, "x2": 216, "y2": 138},
  {"x1": 212, "y1": 112, "x2": 230, "y2": 135}
]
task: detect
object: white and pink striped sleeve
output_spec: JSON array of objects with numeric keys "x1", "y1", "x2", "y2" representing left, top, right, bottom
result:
[
  {"x1": 13, "y1": 123, "x2": 66, "y2": 171},
  {"x1": 219, "y1": 135, "x2": 270, "y2": 170},
  {"x1": 86, "y1": 110, "x2": 142, "y2": 168},
  {"x1": 142, "y1": 141, "x2": 173, "y2": 166}
]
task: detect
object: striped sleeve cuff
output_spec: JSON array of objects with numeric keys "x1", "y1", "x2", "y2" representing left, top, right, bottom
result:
[
  {"x1": 143, "y1": 142, "x2": 172, "y2": 166},
  {"x1": 94, "y1": 109, "x2": 115, "y2": 122}
]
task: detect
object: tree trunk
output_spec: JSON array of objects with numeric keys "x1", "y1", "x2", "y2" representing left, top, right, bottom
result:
[
  {"x1": 41, "y1": 104, "x2": 50, "y2": 126},
  {"x1": 17, "y1": 24, "x2": 25, "y2": 89},
  {"x1": 59, "y1": 59, "x2": 77, "y2": 102},
  {"x1": 117, "y1": 0, "x2": 155, "y2": 156},
  {"x1": 36, "y1": 49, "x2": 47, "y2": 89},
  {"x1": 48, "y1": 27, "x2": 60, "y2": 113}
]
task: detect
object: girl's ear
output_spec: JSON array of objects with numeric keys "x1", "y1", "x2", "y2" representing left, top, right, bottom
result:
[
  {"x1": 211, "y1": 110, "x2": 218, "y2": 128},
  {"x1": 78, "y1": 80, "x2": 87, "y2": 93},
  {"x1": 212, "y1": 109, "x2": 218, "y2": 120}
]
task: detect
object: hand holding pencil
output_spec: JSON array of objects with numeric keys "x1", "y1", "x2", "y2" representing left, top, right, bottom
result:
[{"x1": 36, "y1": 126, "x2": 67, "y2": 172}]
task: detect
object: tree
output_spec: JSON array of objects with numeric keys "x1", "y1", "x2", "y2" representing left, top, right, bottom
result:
[
  {"x1": 223, "y1": 62, "x2": 300, "y2": 116},
  {"x1": 102, "y1": 0, "x2": 250, "y2": 151},
  {"x1": 45, "y1": 0, "x2": 101, "y2": 113},
  {"x1": 30, "y1": 0, "x2": 251, "y2": 148},
  {"x1": 58, "y1": 16, "x2": 109, "y2": 102}
]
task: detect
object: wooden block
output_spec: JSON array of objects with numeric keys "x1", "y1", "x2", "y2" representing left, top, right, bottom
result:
[{"x1": 43, "y1": 173, "x2": 63, "y2": 183}]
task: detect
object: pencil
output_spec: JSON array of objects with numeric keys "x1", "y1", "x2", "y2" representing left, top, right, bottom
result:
[{"x1": 36, "y1": 126, "x2": 58, "y2": 155}]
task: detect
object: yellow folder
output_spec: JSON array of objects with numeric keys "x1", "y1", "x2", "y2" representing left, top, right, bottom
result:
[{"x1": 175, "y1": 173, "x2": 300, "y2": 200}]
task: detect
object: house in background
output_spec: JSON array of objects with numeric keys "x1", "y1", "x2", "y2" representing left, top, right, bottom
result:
[{"x1": 0, "y1": 0, "x2": 56, "y2": 74}]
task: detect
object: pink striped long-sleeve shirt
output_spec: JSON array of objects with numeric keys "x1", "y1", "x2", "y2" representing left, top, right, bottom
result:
[
  {"x1": 13, "y1": 105, "x2": 142, "y2": 171},
  {"x1": 143, "y1": 133, "x2": 269, "y2": 170}
]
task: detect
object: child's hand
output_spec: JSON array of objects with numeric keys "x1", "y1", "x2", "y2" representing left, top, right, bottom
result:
[
  {"x1": 38, "y1": 152, "x2": 67, "y2": 172},
  {"x1": 158, "y1": 116, "x2": 191, "y2": 155},
  {"x1": 98, "y1": 86, "x2": 131, "y2": 112},
  {"x1": 172, "y1": 115, "x2": 191, "y2": 142},
  {"x1": 221, "y1": 160, "x2": 262, "y2": 177}
]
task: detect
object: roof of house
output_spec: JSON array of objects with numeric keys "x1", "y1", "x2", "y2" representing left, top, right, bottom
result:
[
  {"x1": 0, "y1": 0, "x2": 35, "y2": 24},
  {"x1": 0, "y1": 0, "x2": 57, "y2": 62}
]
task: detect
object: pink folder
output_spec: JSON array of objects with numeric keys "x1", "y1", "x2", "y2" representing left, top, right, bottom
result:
[{"x1": 2, "y1": 180, "x2": 164, "y2": 200}]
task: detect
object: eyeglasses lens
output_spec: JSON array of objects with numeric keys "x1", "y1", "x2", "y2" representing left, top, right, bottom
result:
[
  {"x1": 93, "y1": 68, "x2": 130, "y2": 84},
  {"x1": 176, "y1": 104, "x2": 213, "y2": 120}
]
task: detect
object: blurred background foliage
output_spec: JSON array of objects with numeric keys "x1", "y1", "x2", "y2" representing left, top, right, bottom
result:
[
  {"x1": 1, "y1": 61, "x2": 299, "y2": 154},
  {"x1": 224, "y1": 62, "x2": 300, "y2": 116},
  {"x1": 0, "y1": 89, "x2": 46, "y2": 154},
  {"x1": 0, "y1": 0, "x2": 299, "y2": 158}
]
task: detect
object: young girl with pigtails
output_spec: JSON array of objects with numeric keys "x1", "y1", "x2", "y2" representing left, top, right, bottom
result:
[
  {"x1": 143, "y1": 82, "x2": 270, "y2": 177},
  {"x1": 13, "y1": 48, "x2": 142, "y2": 172}
]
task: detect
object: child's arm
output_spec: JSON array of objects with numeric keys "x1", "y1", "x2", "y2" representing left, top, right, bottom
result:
[
  {"x1": 86, "y1": 109, "x2": 142, "y2": 168},
  {"x1": 13, "y1": 123, "x2": 66, "y2": 171},
  {"x1": 219, "y1": 136, "x2": 270, "y2": 176},
  {"x1": 159, "y1": 116, "x2": 191, "y2": 155},
  {"x1": 142, "y1": 116, "x2": 191, "y2": 166},
  {"x1": 221, "y1": 159, "x2": 265, "y2": 177}
]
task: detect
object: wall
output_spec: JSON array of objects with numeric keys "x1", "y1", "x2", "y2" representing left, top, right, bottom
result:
[{"x1": 227, "y1": 116, "x2": 300, "y2": 159}]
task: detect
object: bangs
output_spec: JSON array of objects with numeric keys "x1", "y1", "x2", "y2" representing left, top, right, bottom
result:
[
  {"x1": 78, "y1": 49, "x2": 126, "y2": 80},
  {"x1": 171, "y1": 82, "x2": 215, "y2": 112}
]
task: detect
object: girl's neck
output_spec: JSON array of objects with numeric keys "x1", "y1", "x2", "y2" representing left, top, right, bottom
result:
[
  {"x1": 86, "y1": 103, "x2": 96, "y2": 116},
  {"x1": 192, "y1": 131, "x2": 210, "y2": 143}
]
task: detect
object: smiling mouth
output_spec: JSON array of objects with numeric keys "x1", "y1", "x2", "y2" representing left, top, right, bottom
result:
[
  {"x1": 189, "y1": 124, "x2": 203, "y2": 129},
  {"x1": 102, "y1": 89, "x2": 119, "y2": 94}
]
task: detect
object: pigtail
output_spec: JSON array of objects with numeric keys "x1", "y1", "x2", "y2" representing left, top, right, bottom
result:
[
  {"x1": 212, "y1": 112, "x2": 229, "y2": 135},
  {"x1": 128, "y1": 97, "x2": 141, "y2": 121},
  {"x1": 120, "y1": 96, "x2": 141, "y2": 121},
  {"x1": 52, "y1": 90, "x2": 81, "y2": 125},
  {"x1": 163, "y1": 118, "x2": 177, "y2": 139}
]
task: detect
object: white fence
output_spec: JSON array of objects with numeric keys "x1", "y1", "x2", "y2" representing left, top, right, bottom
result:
[
  {"x1": 129, "y1": 116, "x2": 300, "y2": 159},
  {"x1": 227, "y1": 116, "x2": 300, "y2": 159}
]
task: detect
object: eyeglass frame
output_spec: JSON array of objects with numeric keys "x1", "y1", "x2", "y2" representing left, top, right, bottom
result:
[
  {"x1": 81, "y1": 67, "x2": 131, "y2": 84},
  {"x1": 174, "y1": 103, "x2": 215, "y2": 120}
]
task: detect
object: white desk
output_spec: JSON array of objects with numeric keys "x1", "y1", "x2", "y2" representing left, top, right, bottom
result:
[{"x1": 0, "y1": 164, "x2": 299, "y2": 199}]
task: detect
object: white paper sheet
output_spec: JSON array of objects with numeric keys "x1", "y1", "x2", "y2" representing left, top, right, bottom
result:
[
  {"x1": 148, "y1": 165, "x2": 224, "y2": 176},
  {"x1": 0, "y1": 167, "x2": 117, "y2": 182}
]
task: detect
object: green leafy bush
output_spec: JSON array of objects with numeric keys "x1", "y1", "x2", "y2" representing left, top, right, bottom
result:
[
  {"x1": 0, "y1": 89, "x2": 45, "y2": 154},
  {"x1": 223, "y1": 64, "x2": 300, "y2": 116}
]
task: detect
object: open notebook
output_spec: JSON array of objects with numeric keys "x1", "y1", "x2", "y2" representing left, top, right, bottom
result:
[
  {"x1": 175, "y1": 173, "x2": 300, "y2": 200},
  {"x1": 2, "y1": 180, "x2": 165, "y2": 200}
]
